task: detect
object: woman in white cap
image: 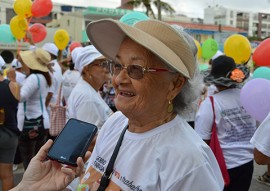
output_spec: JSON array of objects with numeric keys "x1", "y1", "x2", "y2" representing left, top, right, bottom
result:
[
  {"x1": 10, "y1": 48, "x2": 52, "y2": 170},
  {"x1": 67, "y1": 45, "x2": 113, "y2": 129},
  {"x1": 11, "y1": 19, "x2": 224, "y2": 191},
  {"x1": 0, "y1": 56, "x2": 20, "y2": 191}
]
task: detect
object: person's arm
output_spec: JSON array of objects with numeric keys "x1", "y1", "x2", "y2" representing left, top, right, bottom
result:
[
  {"x1": 10, "y1": 140, "x2": 89, "y2": 191},
  {"x1": 254, "y1": 148, "x2": 270, "y2": 165}
]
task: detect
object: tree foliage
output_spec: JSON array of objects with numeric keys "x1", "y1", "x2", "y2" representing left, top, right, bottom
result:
[{"x1": 126, "y1": 0, "x2": 175, "y2": 20}]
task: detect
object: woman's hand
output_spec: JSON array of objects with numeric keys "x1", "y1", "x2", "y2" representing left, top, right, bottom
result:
[{"x1": 11, "y1": 140, "x2": 89, "y2": 191}]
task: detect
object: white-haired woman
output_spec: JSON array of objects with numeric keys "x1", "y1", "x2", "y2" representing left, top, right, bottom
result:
[{"x1": 11, "y1": 19, "x2": 224, "y2": 191}]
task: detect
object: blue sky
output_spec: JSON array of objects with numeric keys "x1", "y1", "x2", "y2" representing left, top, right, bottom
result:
[{"x1": 52, "y1": 0, "x2": 270, "y2": 18}]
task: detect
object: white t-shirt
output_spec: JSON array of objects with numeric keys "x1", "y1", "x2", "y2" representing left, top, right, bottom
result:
[
  {"x1": 73, "y1": 112, "x2": 224, "y2": 191},
  {"x1": 62, "y1": 69, "x2": 80, "y2": 102},
  {"x1": 67, "y1": 78, "x2": 113, "y2": 129},
  {"x1": 19, "y1": 74, "x2": 50, "y2": 129},
  {"x1": 49, "y1": 60, "x2": 63, "y2": 105},
  {"x1": 250, "y1": 112, "x2": 270, "y2": 157},
  {"x1": 195, "y1": 88, "x2": 256, "y2": 169}
]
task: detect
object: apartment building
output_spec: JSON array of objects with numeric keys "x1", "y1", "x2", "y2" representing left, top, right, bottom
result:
[{"x1": 204, "y1": 5, "x2": 270, "y2": 39}]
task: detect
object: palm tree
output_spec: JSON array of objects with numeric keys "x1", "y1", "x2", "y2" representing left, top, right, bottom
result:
[{"x1": 126, "y1": 0, "x2": 175, "y2": 20}]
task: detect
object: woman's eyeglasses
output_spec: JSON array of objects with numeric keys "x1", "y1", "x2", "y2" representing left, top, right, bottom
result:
[
  {"x1": 92, "y1": 60, "x2": 111, "y2": 71},
  {"x1": 110, "y1": 62, "x2": 176, "y2": 80}
]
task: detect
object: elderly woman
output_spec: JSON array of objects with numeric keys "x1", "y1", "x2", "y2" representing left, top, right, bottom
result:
[
  {"x1": 0, "y1": 56, "x2": 20, "y2": 191},
  {"x1": 11, "y1": 19, "x2": 223, "y2": 191},
  {"x1": 67, "y1": 45, "x2": 113, "y2": 129}
]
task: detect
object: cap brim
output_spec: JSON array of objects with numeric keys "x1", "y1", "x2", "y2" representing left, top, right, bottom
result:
[{"x1": 87, "y1": 19, "x2": 190, "y2": 78}]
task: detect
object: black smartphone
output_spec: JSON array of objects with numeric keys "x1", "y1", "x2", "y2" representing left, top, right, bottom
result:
[{"x1": 47, "y1": 118, "x2": 98, "y2": 166}]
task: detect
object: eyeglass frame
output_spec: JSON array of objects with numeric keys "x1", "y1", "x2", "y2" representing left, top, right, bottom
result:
[
  {"x1": 91, "y1": 60, "x2": 112, "y2": 71},
  {"x1": 109, "y1": 61, "x2": 177, "y2": 80}
]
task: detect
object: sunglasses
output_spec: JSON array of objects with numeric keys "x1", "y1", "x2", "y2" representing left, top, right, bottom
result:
[{"x1": 110, "y1": 62, "x2": 176, "y2": 80}]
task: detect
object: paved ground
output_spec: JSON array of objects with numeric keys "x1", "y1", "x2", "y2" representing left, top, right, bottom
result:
[{"x1": 1, "y1": 162, "x2": 269, "y2": 190}]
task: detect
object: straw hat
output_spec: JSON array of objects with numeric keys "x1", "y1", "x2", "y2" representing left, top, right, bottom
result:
[
  {"x1": 86, "y1": 19, "x2": 197, "y2": 79},
  {"x1": 19, "y1": 48, "x2": 51, "y2": 72}
]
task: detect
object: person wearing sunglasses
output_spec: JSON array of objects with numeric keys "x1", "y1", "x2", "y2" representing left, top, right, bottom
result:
[
  {"x1": 10, "y1": 20, "x2": 223, "y2": 191},
  {"x1": 67, "y1": 45, "x2": 113, "y2": 130}
]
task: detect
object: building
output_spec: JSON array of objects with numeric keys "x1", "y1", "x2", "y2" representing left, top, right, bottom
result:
[{"x1": 204, "y1": 5, "x2": 270, "y2": 39}]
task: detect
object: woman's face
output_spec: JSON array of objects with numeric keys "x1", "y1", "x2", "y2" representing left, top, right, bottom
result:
[
  {"x1": 112, "y1": 38, "x2": 185, "y2": 120},
  {"x1": 85, "y1": 59, "x2": 111, "y2": 89}
]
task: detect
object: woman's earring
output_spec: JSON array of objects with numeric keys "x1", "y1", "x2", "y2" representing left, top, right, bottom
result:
[{"x1": 167, "y1": 100, "x2": 173, "y2": 113}]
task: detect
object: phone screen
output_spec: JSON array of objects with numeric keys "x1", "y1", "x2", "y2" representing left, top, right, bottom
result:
[{"x1": 47, "y1": 118, "x2": 98, "y2": 166}]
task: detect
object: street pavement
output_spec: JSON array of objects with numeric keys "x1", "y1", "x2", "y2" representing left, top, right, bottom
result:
[{"x1": 1, "y1": 162, "x2": 269, "y2": 190}]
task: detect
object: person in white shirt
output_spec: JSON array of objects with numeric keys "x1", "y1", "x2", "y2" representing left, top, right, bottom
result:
[
  {"x1": 10, "y1": 19, "x2": 223, "y2": 191},
  {"x1": 62, "y1": 57, "x2": 80, "y2": 104},
  {"x1": 67, "y1": 45, "x2": 113, "y2": 129},
  {"x1": 195, "y1": 55, "x2": 257, "y2": 191},
  {"x1": 15, "y1": 48, "x2": 52, "y2": 170},
  {"x1": 42, "y1": 43, "x2": 63, "y2": 108},
  {"x1": 250, "y1": 112, "x2": 270, "y2": 186}
]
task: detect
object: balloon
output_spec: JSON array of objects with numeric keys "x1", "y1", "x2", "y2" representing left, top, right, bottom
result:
[
  {"x1": 81, "y1": 30, "x2": 88, "y2": 43},
  {"x1": 224, "y1": 34, "x2": 251, "y2": 64},
  {"x1": 54, "y1": 29, "x2": 69, "y2": 50},
  {"x1": 202, "y1": 39, "x2": 218, "y2": 60},
  {"x1": 240, "y1": 78, "x2": 270, "y2": 122},
  {"x1": 31, "y1": 0, "x2": 53, "y2": 18},
  {"x1": 252, "y1": 38, "x2": 270, "y2": 66},
  {"x1": 0, "y1": 24, "x2": 16, "y2": 43},
  {"x1": 199, "y1": 63, "x2": 209, "y2": 71},
  {"x1": 13, "y1": 0, "x2": 32, "y2": 18},
  {"x1": 10, "y1": 16, "x2": 28, "y2": 40},
  {"x1": 194, "y1": 40, "x2": 202, "y2": 59},
  {"x1": 69, "y1": 41, "x2": 82, "y2": 53},
  {"x1": 120, "y1": 12, "x2": 149, "y2": 26},
  {"x1": 253, "y1": 67, "x2": 270, "y2": 80},
  {"x1": 29, "y1": 23, "x2": 47, "y2": 43}
]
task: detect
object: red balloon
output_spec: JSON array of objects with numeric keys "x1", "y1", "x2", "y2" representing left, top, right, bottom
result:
[
  {"x1": 31, "y1": 0, "x2": 53, "y2": 18},
  {"x1": 69, "y1": 41, "x2": 82, "y2": 53},
  {"x1": 29, "y1": 23, "x2": 47, "y2": 43},
  {"x1": 253, "y1": 38, "x2": 270, "y2": 66}
]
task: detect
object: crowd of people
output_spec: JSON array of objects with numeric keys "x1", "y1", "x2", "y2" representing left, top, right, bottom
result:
[{"x1": 0, "y1": 18, "x2": 269, "y2": 191}]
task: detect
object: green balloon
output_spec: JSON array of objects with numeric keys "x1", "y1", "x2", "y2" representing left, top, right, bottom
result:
[
  {"x1": 0, "y1": 24, "x2": 16, "y2": 43},
  {"x1": 199, "y1": 63, "x2": 209, "y2": 71},
  {"x1": 81, "y1": 30, "x2": 88, "y2": 43},
  {"x1": 202, "y1": 38, "x2": 218, "y2": 60},
  {"x1": 253, "y1": 67, "x2": 270, "y2": 80}
]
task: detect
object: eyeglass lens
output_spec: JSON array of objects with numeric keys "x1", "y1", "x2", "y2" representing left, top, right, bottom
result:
[{"x1": 111, "y1": 63, "x2": 144, "y2": 79}]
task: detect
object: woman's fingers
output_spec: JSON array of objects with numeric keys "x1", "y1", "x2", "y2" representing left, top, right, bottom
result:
[
  {"x1": 84, "y1": 151, "x2": 91, "y2": 163},
  {"x1": 35, "y1": 139, "x2": 53, "y2": 161}
]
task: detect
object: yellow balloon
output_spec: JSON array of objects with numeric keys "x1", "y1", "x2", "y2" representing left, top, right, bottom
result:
[
  {"x1": 10, "y1": 15, "x2": 28, "y2": 40},
  {"x1": 224, "y1": 34, "x2": 251, "y2": 64},
  {"x1": 194, "y1": 40, "x2": 202, "y2": 59},
  {"x1": 13, "y1": 0, "x2": 32, "y2": 18},
  {"x1": 54, "y1": 29, "x2": 69, "y2": 50}
]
